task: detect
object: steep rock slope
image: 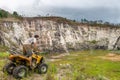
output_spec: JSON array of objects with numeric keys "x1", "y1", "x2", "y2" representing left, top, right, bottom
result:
[{"x1": 0, "y1": 17, "x2": 120, "y2": 53}]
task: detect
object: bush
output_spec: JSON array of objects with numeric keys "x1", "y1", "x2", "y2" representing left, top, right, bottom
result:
[
  {"x1": 0, "y1": 52, "x2": 9, "y2": 58},
  {"x1": 0, "y1": 10, "x2": 8, "y2": 18},
  {"x1": 89, "y1": 40, "x2": 98, "y2": 44},
  {"x1": 13, "y1": 11, "x2": 18, "y2": 17}
]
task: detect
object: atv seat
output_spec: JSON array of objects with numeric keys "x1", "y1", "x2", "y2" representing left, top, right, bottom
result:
[{"x1": 23, "y1": 44, "x2": 33, "y2": 57}]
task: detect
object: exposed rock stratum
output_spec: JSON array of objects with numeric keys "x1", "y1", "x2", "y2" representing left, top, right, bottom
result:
[{"x1": 0, "y1": 17, "x2": 120, "y2": 53}]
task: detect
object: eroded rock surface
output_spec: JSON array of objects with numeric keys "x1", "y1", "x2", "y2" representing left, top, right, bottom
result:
[{"x1": 0, "y1": 18, "x2": 120, "y2": 52}]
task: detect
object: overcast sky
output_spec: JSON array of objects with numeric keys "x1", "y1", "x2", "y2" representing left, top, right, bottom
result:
[{"x1": 0, "y1": 0, "x2": 120, "y2": 23}]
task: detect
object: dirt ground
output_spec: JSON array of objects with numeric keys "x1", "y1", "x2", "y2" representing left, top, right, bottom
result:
[
  {"x1": 99, "y1": 53, "x2": 120, "y2": 61},
  {"x1": 48, "y1": 53, "x2": 69, "y2": 62}
]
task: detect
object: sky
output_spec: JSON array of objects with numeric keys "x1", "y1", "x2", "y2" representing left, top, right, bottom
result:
[{"x1": 0, "y1": 0, "x2": 120, "y2": 23}]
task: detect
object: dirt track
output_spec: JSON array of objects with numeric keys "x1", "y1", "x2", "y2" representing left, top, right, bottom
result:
[{"x1": 99, "y1": 53, "x2": 120, "y2": 61}]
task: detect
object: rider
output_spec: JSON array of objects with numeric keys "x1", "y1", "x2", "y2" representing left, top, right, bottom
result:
[
  {"x1": 23, "y1": 33, "x2": 39, "y2": 56},
  {"x1": 23, "y1": 32, "x2": 39, "y2": 68}
]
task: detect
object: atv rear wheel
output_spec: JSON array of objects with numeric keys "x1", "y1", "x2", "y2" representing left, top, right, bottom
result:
[
  {"x1": 3, "y1": 62, "x2": 16, "y2": 74},
  {"x1": 37, "y1": 63, "x2": 48, "y2": 74},
  {"x1": 13, "y1": 65, "x2": 28, "y2": 79}
]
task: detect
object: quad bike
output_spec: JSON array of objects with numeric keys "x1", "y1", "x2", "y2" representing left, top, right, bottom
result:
[{"x1": 3, "y1": 50, "x2": 48, "y2": 79}]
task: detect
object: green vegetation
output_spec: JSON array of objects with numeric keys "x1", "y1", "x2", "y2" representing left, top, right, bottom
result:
[
  {"x1": 0, "y1": 9, "x2": 12, "y2": 18},
  {"x1": 12, "y1": 11, "x2": 22, "y2": 19},
  {"x1": 46, "y1": 50, "x2": 120, "y2": 80},
  {"x1": 0, "y1": 45, "x2": 9, "y2": 52},
  {"x1": 0, "y1": 9, "x2": 22, "y2": 19},
  {"x1": 88, "y1": 40, "x2": 98, "y2": 44},
  {"x1": 80, "y1": 18, "x2": 120, "y2": 27},
  {"x1": 0, "y1": 9, "x2": 9, "y2": 18},
  {"x1": 0, "y1": 52, "x2": 9, "y2": 58},
  {"x1": 13, "y1": 11, "x2": 19, "y2": 17}
]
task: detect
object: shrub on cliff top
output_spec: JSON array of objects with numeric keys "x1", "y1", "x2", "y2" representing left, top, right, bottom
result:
[
  {"x1": 0, "y1": 9, "x2": 22, "y2": 19},
  {"x1": 0, "y1": 9, "x2": 9, "y2": 18}
]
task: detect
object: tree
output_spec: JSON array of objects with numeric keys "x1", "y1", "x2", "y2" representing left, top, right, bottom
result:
[
  {"x1": 97, "y1": 20, "x2": 103, "y2": 24},
  {"x1": 104, "y1": 22, "x2": 110, "y2": 25},
  {"x1": 73, "y1": 20, "x2": 76, "y2": 22},
  {"x1": 2, "y1": 11, "x2": 8, "y2": 18},
  {"x1": 13, "y1": 11, "x2": 18, "y2": 17},
  {"x1": 83, "y1": 18, "x2": 88, "y2": 23},
  {"x1": 0, "y1": 12, "x2": 2, "y2": 18},
  {"x1": 0, "y1": 10, "x2": 8, "y2": 18}
]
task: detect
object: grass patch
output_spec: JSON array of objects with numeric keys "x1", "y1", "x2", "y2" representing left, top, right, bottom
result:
[
  {"x1": 0, "y1": 45, "x2": 9, "y2": 52},
  {"x1": 49, "y1": 50, "x2": 120, "y2": 80},
  {"x1": 0, "y1": 52, "x2": 9, "y2": 58}
]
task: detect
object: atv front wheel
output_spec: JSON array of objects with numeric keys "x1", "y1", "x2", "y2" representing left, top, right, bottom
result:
[
  {"x1": 38, "y1": 63, "x2": 48, "y2": 74},
  {"x1": 13, "y1": 65, "x2": 28, "y2": 79},
  {"x1": 3, "y1": 62, "x2": 16, "y2": 74}
]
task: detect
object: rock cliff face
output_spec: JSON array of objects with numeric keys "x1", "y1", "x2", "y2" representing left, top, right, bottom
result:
[{"x1": 0, "y1": 17, "x2": 120, "y2": 53}]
